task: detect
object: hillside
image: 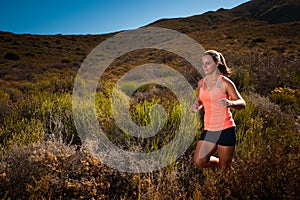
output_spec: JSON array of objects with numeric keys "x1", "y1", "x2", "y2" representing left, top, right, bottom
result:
[
  {"x1": 0, "y1": 0, "x2": 299, "y2": 199},
  {"x1": 0, "y1": 0, "x2": 299, "y2": 67},
  {"x1": 231, "y1": 0, "x2": 300, "y2": 23},
  {"x1": 0, "y1": 0, "x2": 299, "y2": 96},
  {"x1": 148, "y1": 0, "x2": 300, "y2": 29}
]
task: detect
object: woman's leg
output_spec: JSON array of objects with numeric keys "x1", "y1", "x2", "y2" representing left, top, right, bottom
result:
[
  {"x1": 193, "y1": 140, "x2": 218, "y2": 168},
  {"x1": 217, "y1": 145, "x2": 235, "y2": 170}
]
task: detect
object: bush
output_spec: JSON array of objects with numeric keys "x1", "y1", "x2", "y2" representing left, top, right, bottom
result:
[
  {"x1": 201, "y1": 142, "x2": 299, "y2": 199},
  {"x1": 0, "y1": 90, "x2": 10, "y2": 123},
  {"x1": 24, "y1": 52, "x2": 36, "y2": 57},
  {"x1": 0, "y1": 141, "x2": 111, "y2": 199},
  {"x1": 229, "y1": 51, "x2": 300, "y2": 95},
  {"x1": 230, "y1": 68, "x2": 251, "y2": 93},
  {"x1": 61, "y1": 58, "x2": 72, "y2": 63},
  {"x1": 251, "y1": 37, "x2": 266, "y2": 43},
  {"x1": 2, "y1": 87, "x2": 23, "y2": 102},
  {"x1": 269, "y1": 87, "x2": 300, "y2": 115},
  {"x1": 0, "y1": 118, "x2": 44, "y2": 152},
  {"x1": 0, "y1": 91, "x2": 81, "y2": 151},
  {"x1": 4, "y1": 52, "x2": 20, "y2": 60}
]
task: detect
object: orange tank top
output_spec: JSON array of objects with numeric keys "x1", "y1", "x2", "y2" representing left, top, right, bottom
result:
[{"x1": 198, "y1": 75, "x2": 235, "y2": 131}]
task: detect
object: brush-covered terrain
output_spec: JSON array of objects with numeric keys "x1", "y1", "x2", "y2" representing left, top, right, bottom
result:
[{"x1": 0, "y1": 0, "x2": 299, "y2": 199}]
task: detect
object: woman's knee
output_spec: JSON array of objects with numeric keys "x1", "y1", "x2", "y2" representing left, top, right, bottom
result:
[{"x1": 193, "y1": 156, "x2": 208, "y2": 168}]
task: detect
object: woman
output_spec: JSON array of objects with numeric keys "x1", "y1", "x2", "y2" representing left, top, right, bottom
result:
[{"x1": 190, "y1": 50, "x2": 246, "y2": 171}]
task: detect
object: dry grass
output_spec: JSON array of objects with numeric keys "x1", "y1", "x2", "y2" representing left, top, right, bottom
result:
[{"x1": 0, "y1": 141, "x2": 111, "y2": 199}]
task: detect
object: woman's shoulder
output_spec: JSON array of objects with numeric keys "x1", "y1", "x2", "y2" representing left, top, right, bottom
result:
[
  {"x1": 220, "y1": 75, "x2": 236, "y2": 89},
  {"x1": 198, "y1": 78, "x2": 204, "y2": 87},
  {"x1": 198, "y1": 78, "x2": 205, "y2": 83},
  {"x1": 220, "y1": 75, "x2": 233, "y2": 84}
]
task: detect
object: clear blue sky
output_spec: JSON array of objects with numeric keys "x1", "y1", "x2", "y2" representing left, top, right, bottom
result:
[{"x1": 1, "y1": 0, "x2": 249, "y2": 35}]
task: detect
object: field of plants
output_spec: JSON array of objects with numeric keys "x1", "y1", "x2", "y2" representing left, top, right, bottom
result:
[{"x1": 0, "y1": 44, "x2": 299, "y2": 199}]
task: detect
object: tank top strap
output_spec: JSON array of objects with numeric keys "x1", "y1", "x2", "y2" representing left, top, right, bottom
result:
[
  {"x1": 216, "y1": 75, "x2": 223, "y2": 88},
  {"x1": 201, "y1": 78, "x2": 205, "y2": 88}
]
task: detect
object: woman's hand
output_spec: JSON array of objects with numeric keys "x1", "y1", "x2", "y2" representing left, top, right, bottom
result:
[
  {"x1": 190, "y1": 104, "x2": 199, "y2": 113},
  {"x1": 221, "y1": 77, "x2": 246, "y2": 110},
  {"x1": 218, "y1": 97, "x2": 246, "y2": 110},
  {"x1": 218, "y1": 98, "x2": 232, "y2": 108},
  {"x1": 190, "y1": 100, "x2": 203, "y2": 113}
]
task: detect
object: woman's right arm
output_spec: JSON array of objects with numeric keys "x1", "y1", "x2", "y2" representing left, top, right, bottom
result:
[{"x1": 190, "y1": 79, "x2": 203, "y2": 113}]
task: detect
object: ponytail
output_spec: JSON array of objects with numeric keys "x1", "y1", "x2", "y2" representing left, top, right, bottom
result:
[
  {"x1": 218, "y1": 52, "x2": 231, "y2": 76},
  {"x1": 203, "y1": 50, "x2": 232, "y2": 76}
]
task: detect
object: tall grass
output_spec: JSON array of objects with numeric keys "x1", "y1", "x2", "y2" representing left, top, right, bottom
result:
[
  {"x1": 0, "y1": 91, "x2": 79, "y2": 152},
  {"x1": 0, "y1": 78, "x2": 299, "y2": 199}
]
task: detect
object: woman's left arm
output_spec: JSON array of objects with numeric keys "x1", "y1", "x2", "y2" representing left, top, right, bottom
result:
[{"x1": 219, "y1": 77, "x2": 246, "y2": 110}]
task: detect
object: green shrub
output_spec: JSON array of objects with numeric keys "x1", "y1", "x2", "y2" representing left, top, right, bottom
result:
[
  {"x1": 230, "y1": 68, "x2": 251, "y2": 93},
  {"x1": 269, "y1": 87, "x2": 300, "y2": 115},
  {"x1": 2, "y1": 87, "x2": 23, "y2": 102},
  {"x1": 118, "y1": 81, "x2": 138, "y2": 96},
  {"x1": 0, "y1": 118, "x2": 44, "y2": 151},
  {"x1": 0, "y1": 91, "x2": 80, "y2": 151}
]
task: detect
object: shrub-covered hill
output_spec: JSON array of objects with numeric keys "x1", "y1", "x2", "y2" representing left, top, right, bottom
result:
[
  {"x1": 0, "y1": 0, "x2": 299, "y2": 96},
  {"x1": 0, "y1": 0, "x2": 299, "y2": 199}
]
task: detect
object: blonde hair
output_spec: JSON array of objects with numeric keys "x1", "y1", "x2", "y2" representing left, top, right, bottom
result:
[{"x1": 203, "y1": 50, "x2": 232, "y2": 76}]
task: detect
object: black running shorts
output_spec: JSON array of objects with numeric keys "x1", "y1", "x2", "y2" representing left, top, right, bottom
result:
[{"x1": 199, "y1": 127, "x2": 237, "y2": 146}]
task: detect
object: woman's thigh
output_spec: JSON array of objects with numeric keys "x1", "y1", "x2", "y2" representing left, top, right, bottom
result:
[{"x1": 194, "y1": 140, "x2": 217, "y2": 162}]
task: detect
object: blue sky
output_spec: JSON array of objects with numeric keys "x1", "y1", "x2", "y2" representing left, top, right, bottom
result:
[{"x1": 1, "y1": 0, "x2": 249, "y2": 35}]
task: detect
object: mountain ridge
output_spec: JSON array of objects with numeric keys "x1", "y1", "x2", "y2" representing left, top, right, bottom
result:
[
  {"x1": 147, "y1": 0, "x2": 300, "y2": 32},
  {"x1": 0, "y1": 0, "x2": 299, "y2": 67}
]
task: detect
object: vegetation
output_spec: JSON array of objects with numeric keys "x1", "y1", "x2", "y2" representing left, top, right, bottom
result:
[
  {"x1": 0, "y1": 0, "x2": 299, "y2": 199},
  {"x1": 0, "y1": 82, "x2": 299, "y2": 199}
]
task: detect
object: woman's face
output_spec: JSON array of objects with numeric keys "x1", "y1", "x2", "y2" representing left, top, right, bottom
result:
[{"x1": 202, "y1": 55, "x2": 218, "y2": 75}]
